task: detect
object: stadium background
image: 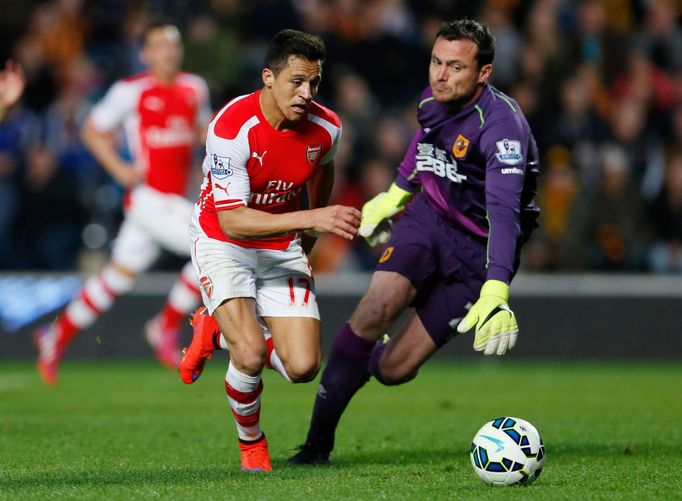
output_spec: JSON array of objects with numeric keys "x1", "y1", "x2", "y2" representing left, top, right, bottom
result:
[{"x1": 1, "y1": 0, "x2": 682, "y2": 358}]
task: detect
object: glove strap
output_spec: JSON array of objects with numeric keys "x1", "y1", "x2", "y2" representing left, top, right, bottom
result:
[
  {"x1": 386, "y1": 182, "x2": 413, "y2": 209},
  {"x1": 480, "y1": 279, "x2": 509, "y2": 301}
]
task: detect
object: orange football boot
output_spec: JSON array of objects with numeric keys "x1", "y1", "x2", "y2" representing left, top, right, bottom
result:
[
  {"x1": 144, "y1": 315, "x2": 181, "y2": 370},
  {"x1": 179, "y1": 307, "x2": 220, "y2": 384},
  {"x1": 239, "y1": 436, "x2": 272, "y2": 472},
  {"x1": 34, "y1": 325, "x2": 61, "y2": 387}
]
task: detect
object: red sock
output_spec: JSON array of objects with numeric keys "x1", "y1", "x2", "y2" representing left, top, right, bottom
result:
[
  {"x1": 160, "y1": 303, "x2": 183, "y2": 332},
  {"x1": 56, "y1": 314, "x2": 80, "y2": 351},
  {"x1": 265, "y1": 337, "x2": 274, "y2": 369}
]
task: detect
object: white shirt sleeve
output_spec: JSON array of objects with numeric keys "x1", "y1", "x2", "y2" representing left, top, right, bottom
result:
[
  {"x1": 89, "y1": 80, "x2": 138, "y2": 132},
  {"x1": 320, "y1": 124, "x2": 342, "y2": 164},
  {"x1": 307, "y1": 112, "x2": 341, "y2": 165},
  {"x1": 194, "y1": 77, "x2": 213, "y2": 127},
  {"x1": 206, "y1": 115, "x2": 257, "y2": 211}
]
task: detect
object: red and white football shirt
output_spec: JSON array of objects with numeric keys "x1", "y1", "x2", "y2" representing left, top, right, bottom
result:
[
  {"x1": 89, "y1": 71, "x2": 211, "y2": 195},
  {"x1": 192, "y1": 90, "x2": 342, "y2": 250}
]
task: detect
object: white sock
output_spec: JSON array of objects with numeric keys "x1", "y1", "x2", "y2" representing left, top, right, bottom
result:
[
  {"x1": 225, "y1": 363, "x2": 263, "y2": 441},
  {"x1": 64, "y1": 265, "x2": 136, "y2": 330},
  {"x1": 167, "y1": 261, "x2": 201, "y2": 314},
  {"x1": 264, "y1": 329, "x2": 292, "y2": 383}
]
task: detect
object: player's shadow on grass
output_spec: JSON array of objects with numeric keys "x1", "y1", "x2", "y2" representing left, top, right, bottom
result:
[
  {"x1": 281, "y1": 446, "x2": 455, "y2": 469},
  {"x1": 1, "y1": 450, "x2": 458, "y2": 489},
  {"x1": 0, "y1": 466, "x2": 255, "y2": 489}
]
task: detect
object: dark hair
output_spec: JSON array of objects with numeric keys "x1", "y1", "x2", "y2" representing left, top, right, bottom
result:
[
  {"x1": 142, "y1": 21, "x2": 179, "y2": 46},
  {"x1": 265, "y1": 29, "x2": 326, "y2": 75},
  {"x1": 436, "y1": 19, "x2": 495, "y2": 67}
]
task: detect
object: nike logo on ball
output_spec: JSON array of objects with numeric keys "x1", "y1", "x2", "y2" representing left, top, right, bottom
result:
[{"x1": 481, "y1": 435, "x2": 505, "y2": 452}]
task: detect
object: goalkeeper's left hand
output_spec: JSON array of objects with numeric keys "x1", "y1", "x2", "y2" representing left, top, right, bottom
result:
[{"x1": 456, "y1": 280, "x2": 518, "y2": 356}]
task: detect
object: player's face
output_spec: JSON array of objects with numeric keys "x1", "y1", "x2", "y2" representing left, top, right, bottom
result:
[
  {"x1": 141, "y1": 26, "x2": 183, "y2": 81},
  {"x1": 264, "y1": 56, "x2": 322, "y2": 124},
  {"x1": 429, "y1": 37, "x2": 491, "y2": 106}
]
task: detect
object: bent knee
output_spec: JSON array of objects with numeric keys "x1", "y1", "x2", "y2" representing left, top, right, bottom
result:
[
  {"x1": 353, "y1": 307, "x2": 389, "y2": 334},
  {"x1": 236, "y1": 348, "x2": 268, "y2": 374},
  {"x1": 374, "y1": 363, "x2": 418, "y2": 386},
  {"x1": 286, "y1": 359, "x2": 320, "y2": 383},
  {"x1": 353, "y1": 298, "x2": 403, "y2": 334}
]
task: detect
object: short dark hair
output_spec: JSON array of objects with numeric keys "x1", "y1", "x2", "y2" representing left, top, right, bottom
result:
[
  {"x1": 142, "y1": 21, "x2": 179, "y2": 46},
  {"x1": 265, "y1": 29, "x2": 326, "y2": 75},
  {"x1": 436, "y1": 19, "x2": 495, "y2": 67}
]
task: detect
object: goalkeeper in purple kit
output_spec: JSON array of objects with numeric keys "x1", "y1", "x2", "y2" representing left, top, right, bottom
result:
[{"x1": 289, "y1": 19, "x2": 540, "y2": 465}]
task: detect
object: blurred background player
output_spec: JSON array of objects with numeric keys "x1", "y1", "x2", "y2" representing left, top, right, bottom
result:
[
  {"x1": 33, "y1": 22, "x2": 212, "y2": 386},
  {"x1": 0, "y1": 1, "x2": 678, "y2": 277},
  {"x1": 183, "y1": 29, "x2": 360, "y2": 471},
  {"x1": 288, "y1": 19, "x2": 540, "y2": 464},
  {"x1": 0, "y1": 60, "x2": 25, "y2": 123}
]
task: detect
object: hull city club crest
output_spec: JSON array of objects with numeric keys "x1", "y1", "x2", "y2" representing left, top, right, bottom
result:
[
  {"x1": 379, "y1": 246, "x2": 394, "y2": 263},
  {"x1": 452, "y1": 134, "x2": 470, "y2": 159},
  {"x1": 306, "y1": 144, "x2": 322, "y2": 165}
]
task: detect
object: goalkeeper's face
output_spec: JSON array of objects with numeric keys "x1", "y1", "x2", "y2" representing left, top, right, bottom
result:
[{"x1": 429, "y1": 37, "x2": 492, "y2": 107}]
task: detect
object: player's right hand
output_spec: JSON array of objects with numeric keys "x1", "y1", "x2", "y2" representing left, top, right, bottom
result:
[
  {"x1": 310, "y1": 205, "x2": 361, "y2": 240},
  {"x1": 359, "y1": 183, "x2": 413, "y2": 246}
]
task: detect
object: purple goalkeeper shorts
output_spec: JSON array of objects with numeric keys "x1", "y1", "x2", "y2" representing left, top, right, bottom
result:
[{"x1": 375, "y1": 194, "x2": 519, "y2": 347}]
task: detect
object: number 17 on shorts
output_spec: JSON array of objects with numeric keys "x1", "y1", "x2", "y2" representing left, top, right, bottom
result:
[{"x1": 256, "y1": 274, "x2": 320, "y2": 319}]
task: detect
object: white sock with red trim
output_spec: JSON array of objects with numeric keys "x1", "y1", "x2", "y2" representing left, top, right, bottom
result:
[
  {"x1": 263, "y1": 329, "x2": 292, "y2": 382},
  {"x1": 225, "y1": 363, "x2": 263, "y2": 441},
  {"x1": 56, "y1": 265, "x2": 136, "y2": 349}
]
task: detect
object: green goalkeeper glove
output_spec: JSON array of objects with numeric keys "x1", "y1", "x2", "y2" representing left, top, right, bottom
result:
[
  {"x1": 456, "y1": 280, "x2": 518, "y2": 356},
  {"x1": 358, "y1": 182, "x2": 413, "y2": 246}
]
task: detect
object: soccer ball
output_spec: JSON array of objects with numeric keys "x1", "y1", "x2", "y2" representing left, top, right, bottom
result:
[{"x1": 469, "y1": 417, "x2": 545, "y2": 486}]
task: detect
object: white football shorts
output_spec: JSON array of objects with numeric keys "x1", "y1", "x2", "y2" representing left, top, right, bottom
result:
[
  {"x1": 190, "y1": 236, "x2": 319, "y2": 320},
  {"x1": 111, "y1": 185, "x2": 194, "y2": 272}
]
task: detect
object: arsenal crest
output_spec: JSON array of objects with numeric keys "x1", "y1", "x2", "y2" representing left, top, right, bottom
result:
[
  {"x1": 306, "y1": 144, "x2": 322, "y2": 165},
  {"x1": 452, "y1": 134, "x2": 470, "y2": 159}
]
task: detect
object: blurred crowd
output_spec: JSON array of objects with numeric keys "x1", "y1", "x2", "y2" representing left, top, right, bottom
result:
[{"x1": 0, "y1": 0, "x2": 681, "y2": 274}]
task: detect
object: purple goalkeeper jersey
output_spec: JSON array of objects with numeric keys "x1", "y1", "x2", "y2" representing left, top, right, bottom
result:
[{"x1": 395, "y1": 84, "x2": 540, "y2": 283}]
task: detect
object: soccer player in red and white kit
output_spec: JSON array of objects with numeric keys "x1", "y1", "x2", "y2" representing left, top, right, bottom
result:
[
  {"x1": 34, "y1": 22, "x2": 212, "y2": 386},
  {"x1": 182, "y1": 29, "x2": 360, "y2": 471}
]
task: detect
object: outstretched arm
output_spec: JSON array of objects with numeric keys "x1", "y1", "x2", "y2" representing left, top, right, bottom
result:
[
  {"x1": 218, "y1": 203, "x2": 360, "y2": 242},
  {"x1": 457, "y1": 119, "x2": 535, "y2": 356}
]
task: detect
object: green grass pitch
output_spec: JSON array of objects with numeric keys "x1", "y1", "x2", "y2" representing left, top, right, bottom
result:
[{"x1": 1, "y1": 359, "x2": 681, "y2": 499}]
